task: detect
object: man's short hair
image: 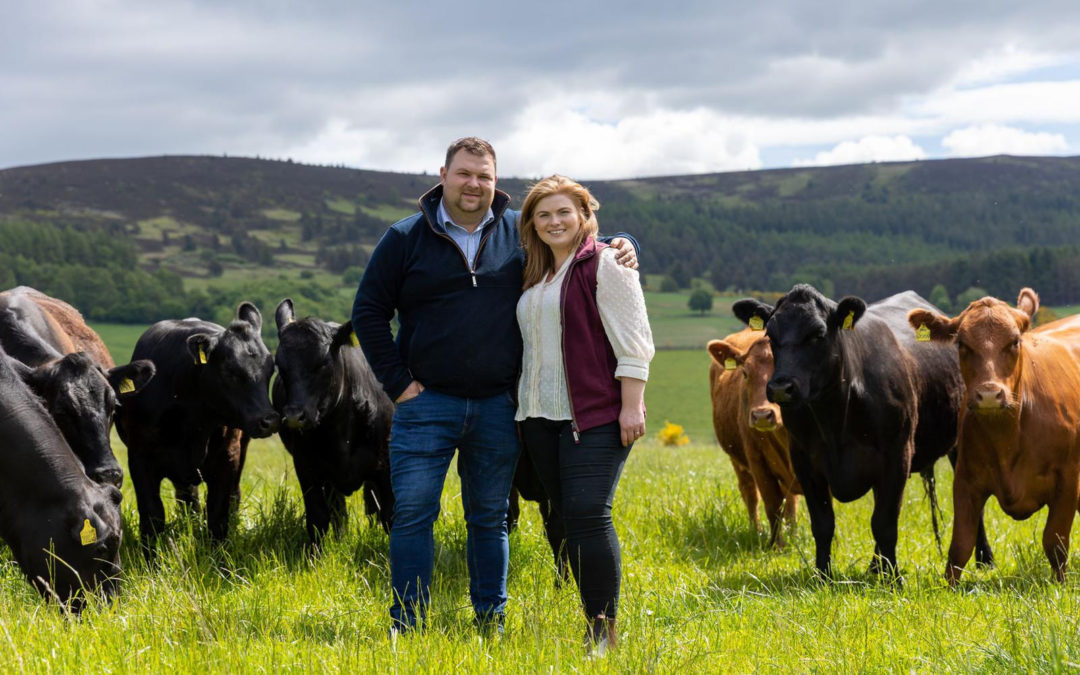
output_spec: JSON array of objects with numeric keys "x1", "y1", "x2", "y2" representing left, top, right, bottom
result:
[{"x1": 444, "y1": 137, "x2": 496, "y2": 172}]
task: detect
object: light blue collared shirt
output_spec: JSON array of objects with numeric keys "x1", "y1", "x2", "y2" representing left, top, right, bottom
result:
[{"x1": 436, "y1": 199, "x2": 495, "y2": 269}]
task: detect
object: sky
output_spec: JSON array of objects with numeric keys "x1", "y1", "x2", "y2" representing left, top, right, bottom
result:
[{"x1": 3, "y1": 0, "x2": 1079, "y2": 180}]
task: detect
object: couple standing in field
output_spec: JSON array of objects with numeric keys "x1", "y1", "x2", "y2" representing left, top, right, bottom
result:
[{"x1": 351, "y1": 137, "x2": 654, "y2": 653}]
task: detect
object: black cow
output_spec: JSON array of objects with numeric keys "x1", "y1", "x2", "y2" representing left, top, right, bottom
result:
[
  {"x1": 0, "y1": 294, "x2": 155, "y2": 486},
  {"x1": 272, "y1": 299, "x2": 395, "y2": 543},
  {"x1": 507, "y1": 448, "x2": 569, "y2": 582},
  {"x1": 116, "y1": 303, "x2": 279, "y2": 547},
  {"x1": 0, "y1": 344, "x2": 123, "y2": 608},
  {"x1": 736, "y1": 285, "x2": 991, "y2": 578}
]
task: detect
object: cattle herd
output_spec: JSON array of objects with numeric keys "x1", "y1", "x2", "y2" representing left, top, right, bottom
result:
[
  {"x1": 1, "y1": 281, "x2": 1079, "y2": 611},
  {"x1": 708, "y1": 284, "x2": 1080, "y2": 583}
]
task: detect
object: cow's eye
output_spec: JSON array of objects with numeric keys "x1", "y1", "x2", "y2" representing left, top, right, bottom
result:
[
  {"x1": 957, "y1": 342, "x2": 970, "y2": 356},
  {"x1": 1008, "y1": 338, "x2": 1020, "y2": 352}
]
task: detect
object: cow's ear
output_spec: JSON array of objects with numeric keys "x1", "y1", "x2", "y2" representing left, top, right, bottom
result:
[
  {"x1": 275, "y1": 299, "x2": 295, "y2": 334},
  {"x1": 236, "y1": 301, "x2": 263, "y2": 333},
  {"x1": 707, "y1": 339, "x2": 745, "y2": 371},
  {"x1": 732, "y1": 299, "x2": 773, "y2": 330},
  {"x1": 1016, "y1": 288, "x2": 1039, "y2": 318},
  {"x1": 907, "y1": 309, "x2": 958, "y2": 342},
  {"x1": 830, "y1": 296, "x2": 867, "y2": 332},
  {"x1": 187, "y1": 334, "x2": 218, "y2": 366},
  {"x1": 331, "y1": 323, "x2": 358, "y2": 352},
  {"x1": 107, "y1": 359, "x2": 156, "y2": 397}
]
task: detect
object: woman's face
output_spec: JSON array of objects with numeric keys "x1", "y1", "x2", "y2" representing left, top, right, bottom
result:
[{"x1": 532, "y1": 193, "x2": 582, "y2": 257}]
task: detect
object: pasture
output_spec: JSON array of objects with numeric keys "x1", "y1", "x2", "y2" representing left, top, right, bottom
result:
[{"x1": 3, "y1": 346, "x2": 1080, "y2": 672}]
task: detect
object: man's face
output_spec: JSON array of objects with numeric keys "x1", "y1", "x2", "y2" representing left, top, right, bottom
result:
[{"x1": 439, "y1": 150, "x2": 496, "y2": 225}]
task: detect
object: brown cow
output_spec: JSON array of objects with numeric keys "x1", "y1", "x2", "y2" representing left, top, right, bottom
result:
[
  {"x1": 0, "y1": 287, "x2": 114, "y2": 367},
  {"x1": 909, "y1": 288, "x2": 1080, "y2": 584},
  {"x1": 708, "y1": 334, "x2": 801, "y2": 546},
  {"x1": 708, "y1": 328, "x2": 764, "y2": 531}
]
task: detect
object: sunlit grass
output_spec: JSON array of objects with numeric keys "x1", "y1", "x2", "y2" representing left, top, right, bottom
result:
[{"x1": 4, "y1": 433, "x2": 1080, "y2": 671}]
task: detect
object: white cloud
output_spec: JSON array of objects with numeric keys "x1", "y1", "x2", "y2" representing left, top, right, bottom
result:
[
  {"x1": 917, "y1": 80, "x2": 1080, "y2": 125},
  {"x1": 941, "y1": 124, "x2": 1069, "y2": 157},
  {"x1": 497, "y1": 103, "x2": 762, "y2": 180},
  {"x1": 792, "y1": 136, "x2": 927, "y2": 167},
  {"x1": 950, "y1": 45, "x2": 1067, "y2": 87}
]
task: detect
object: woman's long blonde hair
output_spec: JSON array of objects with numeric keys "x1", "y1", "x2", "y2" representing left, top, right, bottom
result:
[{"x1": 520, "y1": 175, "x2": 600, "y2": 290}]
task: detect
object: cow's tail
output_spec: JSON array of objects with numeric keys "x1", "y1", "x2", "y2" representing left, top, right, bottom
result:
[{"x1": 920, "y1": 466, "x2": 943, "y2": 556}]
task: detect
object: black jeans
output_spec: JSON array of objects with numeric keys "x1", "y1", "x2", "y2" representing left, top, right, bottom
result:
[{"x1": 520, "y1": 418, "x2": 631, "y2": 619}]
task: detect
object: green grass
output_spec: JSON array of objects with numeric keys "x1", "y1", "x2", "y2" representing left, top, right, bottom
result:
[
  {"x1": 5, "y1": 430, "x2": 1080, "y2": 670},
  {"x1": 646, "y1": 291, "x2": 745, "y2": 350},
  {"x1": 27, "y1": 301, "x2": 1079, "y2": 670},
  {"x1": 8, "y1": 334, "x2": 1080, "y2": 670}
]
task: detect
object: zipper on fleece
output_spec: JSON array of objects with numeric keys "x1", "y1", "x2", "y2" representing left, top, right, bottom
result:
[{"x1": 426, "y1": 219, "x2": 494, "y2": 288}]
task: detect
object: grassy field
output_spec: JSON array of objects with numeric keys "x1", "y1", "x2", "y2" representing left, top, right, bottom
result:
[{"x1": 5, "y1": 338, "x2": 1080, "y2": 671}]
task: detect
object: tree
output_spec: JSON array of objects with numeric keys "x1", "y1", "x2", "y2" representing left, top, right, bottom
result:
[
  {"x1": 688, "y1": 288, "x2": 713, "y2": 315},
  {"x1": 659, "y1": 276, "x2": 679, "y2": 293},
  {"x1": 955, "y1": 286, "x2": 989, "y2": 308},
  {"x1": 929, "y1": 283, "x2": 951, "y2": 312}
]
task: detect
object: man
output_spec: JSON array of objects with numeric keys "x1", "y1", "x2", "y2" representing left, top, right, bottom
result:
[{"x1": 352, "y1": 137, "x2": 637, "y2": 634}]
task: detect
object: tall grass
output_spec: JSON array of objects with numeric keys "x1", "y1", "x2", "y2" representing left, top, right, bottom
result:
[
  {"x1": 4, "y1": 429, "x2": 1080, "y2": 669},
  {"x1": 8, "y1": 312, "x2": 1073, "y2": 670}
]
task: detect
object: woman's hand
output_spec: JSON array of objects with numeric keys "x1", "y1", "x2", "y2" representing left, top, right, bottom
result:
[{"x1": 619, "y1": 377, "x2": 647, "y2": 446}]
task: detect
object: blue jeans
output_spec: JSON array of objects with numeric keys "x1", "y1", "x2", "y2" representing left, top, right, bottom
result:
[{"x1": 387, "y1": 388, "x2": 520, "y2": 629}]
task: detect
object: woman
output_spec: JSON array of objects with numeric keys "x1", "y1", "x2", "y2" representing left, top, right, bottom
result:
[{"x1": 516, "y1": 175, "x2": 654, "y2": 654}]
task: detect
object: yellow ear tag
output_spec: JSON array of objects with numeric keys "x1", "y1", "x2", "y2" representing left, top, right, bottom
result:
[
  {"x1": 916, "y1": 324, "x2": 931, "y2": 342},
  {"x1": 349, "y1": 332, "x2": 360, "y2": 348},
  {"x1": 724, "y1": 358, "x2": 737, "y2": 371},
  {"x1": 80, "y1": 519, "x2": 97, "y2": 546},
  {"x1": 842, "y1": 311, "x2": 854, "y2": 331},
  {"x1": 749, "y1": 316, "x2": 764, "y2": 331},
  {"x1": 119, "y1": 378, "x2": 135, "y2": 394},
  {"x1": 198, "y1": 345, "x2": 208, "y2": 365}
]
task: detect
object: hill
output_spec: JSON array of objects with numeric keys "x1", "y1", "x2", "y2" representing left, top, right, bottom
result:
[{"x1": 2, "y1": 154, "x2": 1079, "y2": 326}]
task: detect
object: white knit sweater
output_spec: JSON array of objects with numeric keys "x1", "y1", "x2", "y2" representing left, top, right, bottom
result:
[{"x1": 515, "y1": 247, "x2": 655, "y2": 422}]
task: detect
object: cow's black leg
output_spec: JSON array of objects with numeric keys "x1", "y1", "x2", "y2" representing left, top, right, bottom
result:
[
  {"x1": 869, "y1": 477, "x2": 904, "y2": 581},
  {"x1": 325, "y1": 483, "x2": 347, "y2": 533},
  {"x1": 370, "y1": 467, "x2": 394, "y2": 533},
  {"x1": 128, "y1": 446, "x2": 166, "y2": 555},
  {"x1": 175, "y1": 483, "x2": 201, "y2": 518},
  {"x1": 790, "y1": 448, "x2": 834, "y2": 579},
  {"x1": 293, "y1": 454, "x2": 331, "y2": 544},
  {"x1": 506, "y1": 486, "x2": 522, "y2": 533},
  {"x1": 539, "y1": 498, "x2": 570, "y2": 584}
]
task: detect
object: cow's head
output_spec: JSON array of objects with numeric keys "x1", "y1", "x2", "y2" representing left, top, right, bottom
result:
[
  {"x1": 187, "y1": 302, "x2": 279, "y2": 438},
  {"x1": 273, "y1": 298, "x2": 355, "y2": 431},
  {"x1": 708, "y1": 336, "x2": 784, "y2": 433},
  {"x1": 16, "y1": 352, "x2": 155, "y2": 487},
  {"x1": 19, "y1": 481, "x2": 123, "y2": 610},
  {"x1": 908, "y1": 288, "x2": 1037, "y2": 414},
  {"x1": 748, "y1": 284, "x2": 866, "y2": 407}
]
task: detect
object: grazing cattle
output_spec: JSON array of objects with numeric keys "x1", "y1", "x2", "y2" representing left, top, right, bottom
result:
[
  {"x1": 116, "y1": 303, "x2": 279, "y2": 546},
  {"x1": 506, "y1": 448, "x2": 569, "y2": 581},
  {"x1": 738, "y1": 285, "x2": 988, "y2": 578},
  {"x1": 909, "y1": 288, "x2": 1080, "y2": 583},
  {"x1": 272, "y1": 299, "x2": 394, "y2": 543},
  {"x1": 0, "y1": 344, "x2": 123, "y2": 608},
  {"x1": 707, "y1": 327, "x2": 801, "y2": 547},
  {"x1": 707, "y1": 328, "x2": 769, "y2": 531},
  {"x1": 0, "y1": 287, "x2": 155, "y2": 486}
]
